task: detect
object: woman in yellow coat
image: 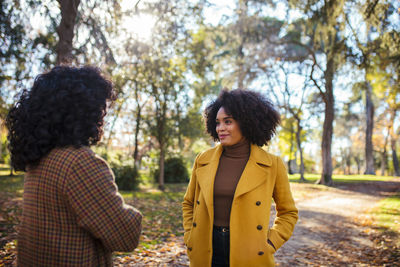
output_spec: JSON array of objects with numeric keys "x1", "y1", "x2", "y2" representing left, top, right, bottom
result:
[{"x1": 182, "y1": 89, "x2": 298, "y2": 267}]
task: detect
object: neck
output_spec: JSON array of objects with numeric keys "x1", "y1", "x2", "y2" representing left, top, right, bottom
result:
[{"x1": 222, "y1": 139, "x2": 250, "y2": 159}]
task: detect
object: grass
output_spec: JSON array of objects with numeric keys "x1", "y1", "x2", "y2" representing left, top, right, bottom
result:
[
  {"x1": 121, "y1": 184, "x2": 187, "y2": 251},
  {"x1": 369, "y1": 192, "x2": 400, "y2": 245},
  {"x1": 289, "y1": 173, "x2": 396, "y2": 184},
  {"x1": 0, "y1": 165, "x2": 24, "y2": 195}
]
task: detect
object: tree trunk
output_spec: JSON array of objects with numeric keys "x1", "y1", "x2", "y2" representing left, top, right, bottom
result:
[
  {"x1": 380, "y1": 124, "x2": 391, "y2": 176},
  {"x1": 56, "y1": 0, "x2": 80, "y2": 65},
  {"x1": 0, "y1": 129, "x2": 2, "y2": 163},
  {"x1": 288, "y1": 124, "x2": 295, "y2": 174},
  {"x1": 389, "y1": 110, "x2": 399, "y2": 177},
  {"x1": 380, "y1": 151, "x2": 387, "y2": 176},
  {"x1": 156, "y1": 99, "x2": 168, "y2": 191},
  {"x1": 355, "y1": 156, "x2": 361, "y2": 174},
  {"x1": 158, "y1": 143, "x2": 165, "y2": 191},
  {"x1": 176, "y1": 103, "x2": 184, "y2": 150},
  {"x1": 295, "y1": 119, "x2": 305, "y2": 181},
  {"x1": 317, "y1": 58, "x2": 334, "y2": 186},
  {"x1": 106, "y1": 102, "x2": 124, "y2": 149},
  {"x1": 236, "y1": 0, "x2": 247, "y2": 89},
  {"x1": 364, "y1": 81, "x2": 375, "y2": 174},
  {"x1": 133, "y1": 105, "x2": 142, "y2": 168},
  {"x1": 346, "y1": 155, "x2": 351, "y2": 175},
  {"x1": 341, "y1": 151, "x2": 346, "y2": 174},
  {"x1": 319, "y1": 91, "x2": 334, "y2": 185},
  {"x1": 391, "y1": 137, "x2": 400, "y2": 176}
]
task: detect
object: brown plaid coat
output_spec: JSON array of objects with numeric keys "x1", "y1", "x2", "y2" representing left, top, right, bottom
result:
[{"x1": 17, "y1": 146, "x2": 142, "y2": 267}]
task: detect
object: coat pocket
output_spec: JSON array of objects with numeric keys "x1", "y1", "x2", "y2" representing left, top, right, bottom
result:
[
  {"x1": 266, "y1": 229, "x2": 276, "y2": 253},
  {"x1": 266, "y1": 239, "x2": 276, "y2": 254},
  {"x1": 184, "y1": 230, "x2": 191, "y2": 245}
]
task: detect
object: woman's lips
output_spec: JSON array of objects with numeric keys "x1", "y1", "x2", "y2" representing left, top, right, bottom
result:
[{"x1": 219, "y1": 134, "x2": 228, "y2": 139}]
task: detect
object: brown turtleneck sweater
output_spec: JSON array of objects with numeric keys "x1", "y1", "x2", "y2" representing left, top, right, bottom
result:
[{"x1": 213, "y1": 139, "x2": 250, "y2": 227}]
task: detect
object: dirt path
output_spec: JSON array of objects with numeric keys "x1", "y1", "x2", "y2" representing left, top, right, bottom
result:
[
  {"x1": 114, "y1": 180, "x2": 400, "y2": 266},
  {"x1": 275, "y1": 180, "x2": 400, "y2": 266}
]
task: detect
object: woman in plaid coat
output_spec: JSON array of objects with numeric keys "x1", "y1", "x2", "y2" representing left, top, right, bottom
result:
[{"x1": 6, "y1": 66, "x2": 142, "y2": 266}]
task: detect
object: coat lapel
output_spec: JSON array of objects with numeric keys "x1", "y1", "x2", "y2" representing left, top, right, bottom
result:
[
  {"x1": 234, "y1": 144, "x2": 272, "y2": 199},
  {"x1": 195, "y1": 144, "x2": 272, "y2": 214},
  {"x1": 195, "y1": 145, "x2": 223, "y2": 218}
]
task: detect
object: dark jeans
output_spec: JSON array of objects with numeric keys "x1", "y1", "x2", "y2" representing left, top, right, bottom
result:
[{"x1": 212, "y1": 226, "x2": 230, "y2": 267}]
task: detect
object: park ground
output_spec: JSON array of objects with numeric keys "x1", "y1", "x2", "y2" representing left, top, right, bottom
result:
[{"x1": 0, "y1": 168, "x2": 399, "y2": 266}]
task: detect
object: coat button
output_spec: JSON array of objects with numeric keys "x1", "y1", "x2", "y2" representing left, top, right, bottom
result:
[
  {"x1": 193, "y1": 222, "x2": 197, "y2": 227},
  {"x1": 256, "y1": 201, "x2": 261, "y2": 206},
  {"x1": 188, "y1": 247, "x2": 192, "y2": 251},
  {"x1": 197, "y1": 200, "x2": 200, "y2": 204},
  {"x1": 258, "y1": 251, "x2": 264, "y2": 255},
  {"x1": 257, "y1": 225, "x2": 262, "y2": 230}
]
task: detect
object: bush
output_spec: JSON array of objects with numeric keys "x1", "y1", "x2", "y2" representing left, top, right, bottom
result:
[
  {"x1": 112, "y1": 165, "x2": 140, "y2": 191},
  {"x1": 154, "y1": 157, "x2": 189, "y2": 184}
]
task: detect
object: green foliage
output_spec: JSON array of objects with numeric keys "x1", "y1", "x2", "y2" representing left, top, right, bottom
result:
[
  {"x1": 0, "y1": 132, "x2": 7, "y2": 164},
  {"x1": 112, "y1": 164, "x2": 140, "y2": 191},
  {"x1": 191, "y1": 139, "x2": 211, "y2": 156},
  {"x1": 93, "y1": 147, "x2": 140, "y2": 190},
  {"x1": 153, "y1": 157, "x2": 189, "y2": 184},
  {"x1": 301, "y1": 157, "x2": 316, "y2": 173},
  {"x1": 278, "y1": 116, "x2": 297, "y2": 159}
]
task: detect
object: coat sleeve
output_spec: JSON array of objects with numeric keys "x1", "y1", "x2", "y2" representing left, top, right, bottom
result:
[
  {"x1": 66, "y1": 149, "x2": 142, "y2": 252},
  {"x1": 182, "y1": 153, "x2": 201, "y2": 244},
  {"x1": 269, "y1": 156, "x2": 298, "y2": 251}
]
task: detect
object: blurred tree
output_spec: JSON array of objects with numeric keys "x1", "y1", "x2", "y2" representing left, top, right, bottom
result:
[
  {"x1": 278, "y1": 116, "x2": 297, "y2": 173},
  {"x1": 210, "y1": 0, "x2": 289, "y2": 88},
  {"x1": 269, "y1": 62, "x2": 311, "y2": 181},
  {"x1": 0, "y1": 0, "x2": 26, "y2": 85},
  {"x1": 371, "y1": 55, "x2": 400, "y2": 176},
  {"x1": 346, "y1": 0, "x2": 400, "y2": 175},
  {"x1": 0, "y1": 0, "x2": 33, "y2": 172},
  {"x1": 335, "y1": 100, "x2": 364, "y2": 175},
  {"x1": 288, "y1": 0, "x2": 348, "y2": 185},
  {"x1": 56, "y1": 0, "x2": 81, "y2": 64},
  {"x1": 184, "y1": 25, "x2": 221, "y2": 141},
  {"x1": 35, "y1": 0, "x2": 123, "y2": 66},
  {"x1": 132, "y1": 0, "x2": 205, "y2": 190}
]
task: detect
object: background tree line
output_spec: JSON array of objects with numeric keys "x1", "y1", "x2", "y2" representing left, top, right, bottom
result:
[{"x1": 1, "y1": 0, "x2": 399, "y2": 189}]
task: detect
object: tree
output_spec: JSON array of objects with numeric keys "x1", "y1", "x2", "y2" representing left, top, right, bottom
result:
[
  {"x1": 131, "y1": 0, "x2": 205, "y2": 189},
  {"x1": 346, "y1": 0, "x2": 400, "y2": 175},
  {"x1": 370, "y1": 56, "x2": 400, "y2": 176},
  {"x1": 209, "y1": 0, "x2": 285, "y2": 89},
  {"x1": 335, "y1": 95, "x2": 365, "y2": 175},
  {"x1": 289, "y1": 0, "x2": 348, "y2": 185},
  {"x1": 268, "y1": 62, "x2": 311, "y2": 181},
  {"x1": 364, "y1": 81, "x2": 375, "y2": 174},
  {"x1": 56, "y1": 0, "x2": 81, "y2": 64}
]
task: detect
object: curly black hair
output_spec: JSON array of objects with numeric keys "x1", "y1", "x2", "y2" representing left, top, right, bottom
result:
[
  {"x1": 204, "y1": 89, "x2": 280, "y2": 146},
  {"x1": 6, "y1": 66, "x2": 116, "y2": 171}
]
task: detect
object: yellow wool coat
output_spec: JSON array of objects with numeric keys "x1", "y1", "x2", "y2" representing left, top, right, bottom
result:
[{"x1": 182, "y1": 144, "x2": 298, "y2": 267}]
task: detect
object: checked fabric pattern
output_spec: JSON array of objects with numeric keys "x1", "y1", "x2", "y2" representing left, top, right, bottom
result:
[{"x1": 17, "y1": 146, "x2": 142, "y2": 267}]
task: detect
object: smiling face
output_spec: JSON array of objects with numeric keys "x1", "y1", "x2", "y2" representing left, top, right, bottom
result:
[{"x1": 216, "y1": 107, "x2": 245, "y2": 146}]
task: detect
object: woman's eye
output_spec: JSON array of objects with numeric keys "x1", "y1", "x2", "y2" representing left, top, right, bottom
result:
[{"x1": 225, "y1": 120, "x2": 231, "y2": 124}]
